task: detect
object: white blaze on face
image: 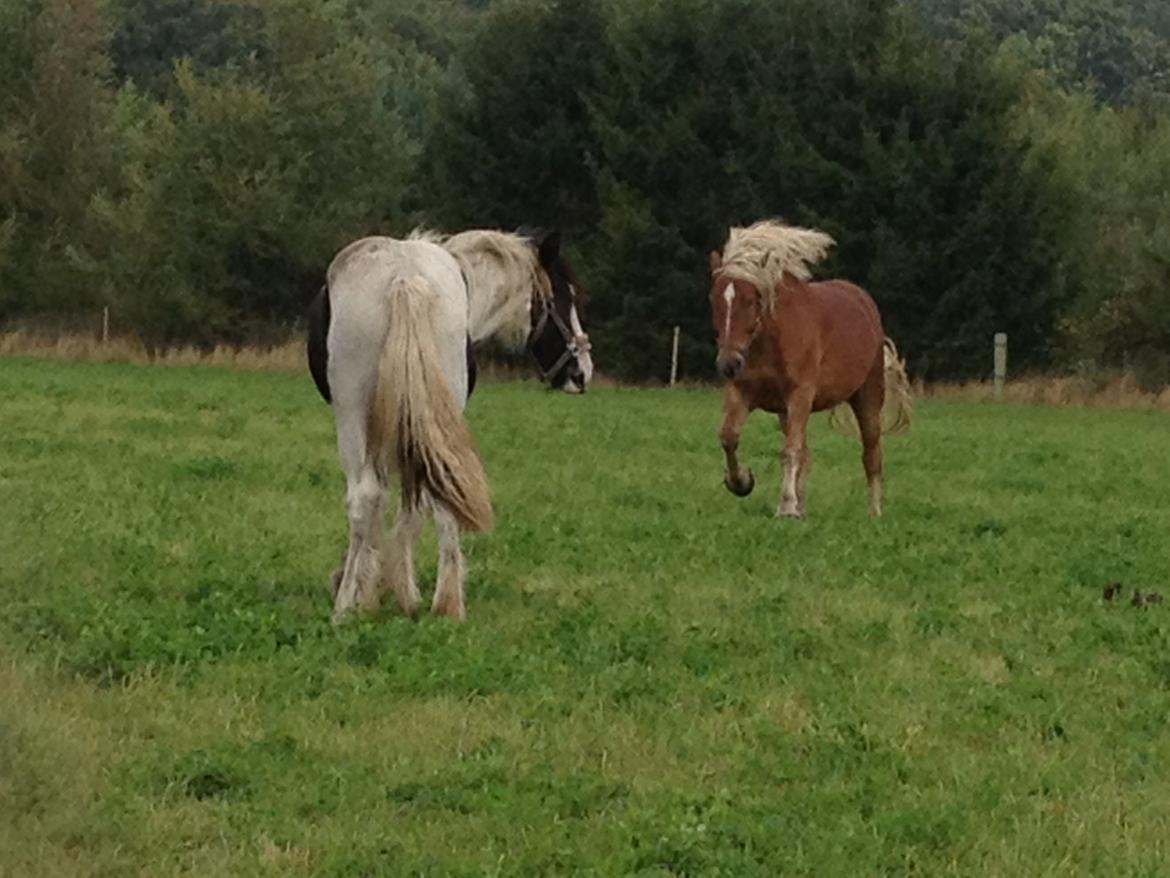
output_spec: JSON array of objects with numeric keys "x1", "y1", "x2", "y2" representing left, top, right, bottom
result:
[{"x1": 722, "y1": 282, "x2": 736, "y2": 340}]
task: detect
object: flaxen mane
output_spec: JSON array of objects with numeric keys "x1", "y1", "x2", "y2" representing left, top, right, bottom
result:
[
  {"x1": 719, "y1": 219, "x2": 835, "y2": 309},
  {"x1": 412, "y1": 228, "x2": 551, "y2": 346}
]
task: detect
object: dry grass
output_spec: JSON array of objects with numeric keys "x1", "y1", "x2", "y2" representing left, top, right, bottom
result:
[
  {"x1": 0, "y1": 330, "x2": 617, "y2": 385},
  {"x1": 924, "y1": 373, "x2": 1170, "y2": 411},
  {"x1": 3, "y1": 330, "x2": 1168, "y2": 409},
  {"x1": 0, "y1": 329, "x2": 306, "y2": 371}
]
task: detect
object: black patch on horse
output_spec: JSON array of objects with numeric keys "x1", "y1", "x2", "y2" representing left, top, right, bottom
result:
[
  {"x1": 307, "y1": 285, "x2": 331, "y2": 402},
  {"x1": 466, "y1": 336, "x2": 478, "y2": 399}
]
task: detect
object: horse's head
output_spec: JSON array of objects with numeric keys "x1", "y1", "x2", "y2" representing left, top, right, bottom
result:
[
  {"x1": 526, "y1": 229, "x2": 594, "y2": 393},
  {"x1": 708, "y1": 250, "x2": 762, "y2": 381}
]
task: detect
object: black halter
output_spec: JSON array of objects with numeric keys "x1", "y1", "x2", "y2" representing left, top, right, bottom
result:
[{"x1": 527, "y1": 293, "x2": 591, "y2": 383}]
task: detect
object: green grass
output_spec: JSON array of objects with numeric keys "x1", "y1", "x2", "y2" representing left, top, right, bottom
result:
[{"x1": 3, "y1": 357, "x2": 1170, "y2": 876}]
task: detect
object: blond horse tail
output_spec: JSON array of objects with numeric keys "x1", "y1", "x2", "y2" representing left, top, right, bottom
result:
[
  {"x1": 367, "y1": 276, "x2": 494, "y2": 532},
  {"x1": 828, "y1": 336, "x2": 913, "y2": 438},
  {"x1": 880, "y1": 337, "x2": 913, "y2": 435}
]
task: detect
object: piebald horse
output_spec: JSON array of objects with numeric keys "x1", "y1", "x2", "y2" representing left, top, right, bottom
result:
[
  {"x1": 308, "y1": 228, "x2": 593, "y2": 622},
  {"x1": 709, "y1": 220, "x2": 910, "y2": 518}
]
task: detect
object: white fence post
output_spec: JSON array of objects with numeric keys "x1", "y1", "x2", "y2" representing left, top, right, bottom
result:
[
  {"x1": 669, "y1": 325, "x2": 680, "y2": 387},
  {"x1": 993, "y1": 332, "x2": 1007, "y2": 399}
]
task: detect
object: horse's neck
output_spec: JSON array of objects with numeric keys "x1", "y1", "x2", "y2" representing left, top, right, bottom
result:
[
  {"x1": 763, "y1": 280, "x2": 814, "y2": 346},
  {"x1": 459, "y1": 252, "x2": 533, "y2": 348},
  {"x1": 775, "y1": 274, "x2": 812, "y2": 299}
]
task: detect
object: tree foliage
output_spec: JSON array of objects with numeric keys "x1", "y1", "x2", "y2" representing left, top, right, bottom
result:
[
  {"x1": 431, "y1": 0, "x2": 1069, "y2": 378},
  {"x1": 1, "y1": 0, "x2": 1169, "y2": 382}
]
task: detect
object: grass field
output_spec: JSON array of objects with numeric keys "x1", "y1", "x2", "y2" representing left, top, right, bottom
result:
[{"x1": 3, "y1": 357, "x2": 1170, "y2": 876}]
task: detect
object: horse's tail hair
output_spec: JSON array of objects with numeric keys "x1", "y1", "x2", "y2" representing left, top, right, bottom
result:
[
  {"x1": 881, "y1": 337, "x2": 913, "y2": 435},
  {"x1": 367, "y1": 276, "x2": 493, "y2": 532},
  {"x1": 827, "y1": 337, "x2": 913, "y2": 438}
]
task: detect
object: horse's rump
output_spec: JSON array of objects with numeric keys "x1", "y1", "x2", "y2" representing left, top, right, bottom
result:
[
  {"x1": 828, "y1": 337, "x2": 914, "y2": 437},
  {"x1": 367, "y1": 276, "x2": 494, "y2": 532}
]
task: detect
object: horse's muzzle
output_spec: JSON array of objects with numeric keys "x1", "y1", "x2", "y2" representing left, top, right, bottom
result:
[
  {"x1": 716, "y1": 350, "x2": 744, "y2": 380},
  {"x1": 561, "y1": 362, "x2": 587, "y2": 394}
]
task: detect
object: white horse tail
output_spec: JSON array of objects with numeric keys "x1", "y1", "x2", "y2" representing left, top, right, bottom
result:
[
  {"x1": 881, "y1": 337, "x2": 913, "y2": 435},
  {"x1": 368, "y1": 276, "x2": 494, "y2": 532}
]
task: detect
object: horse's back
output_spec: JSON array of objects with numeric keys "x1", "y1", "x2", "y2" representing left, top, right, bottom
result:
[
  {"x1": 327, "y1": 236, "x2": 459, "y2": 298},
  {"x1": 810, "y1": 280, "x2": 883, "y2": 355}
]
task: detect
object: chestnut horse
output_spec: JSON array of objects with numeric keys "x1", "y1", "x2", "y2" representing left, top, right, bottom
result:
[{"x1": 708, "y1": 220, "x2": 911, "y2": 518}]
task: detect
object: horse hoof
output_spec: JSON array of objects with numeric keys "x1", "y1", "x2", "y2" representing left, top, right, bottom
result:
[
  {"x1": 432, "y1": 601, "x2": 467, "y2": 622},
  {"x1": 724, "y1": 468, "x2": 755, "y2": 497},
  {"x1": 392, "y1": 592, "x2": 421, "y2": 620},
  {"x1": 776, "y1": 507, "x2": 804, "y2": 520}
]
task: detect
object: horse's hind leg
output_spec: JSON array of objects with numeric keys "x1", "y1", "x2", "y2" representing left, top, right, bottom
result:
[
  {"x1": 333, "y1": 467, "x2": 386, "y2": 621},
  {"x1": 382, "y1": 494, "x2": 425, "y2": 617},
  {"x1": 851, "y1": 366, "x2": 885, "y2": 517},
  {"x1": 431, "y1": 502, "x2": 467, "y2": 621},
  {"x1": 331, "y1": 408, "x2": 387, "y2": 622}
]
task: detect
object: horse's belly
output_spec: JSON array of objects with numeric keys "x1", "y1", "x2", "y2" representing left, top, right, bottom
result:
[{"x1": 736, "y1": 358, "x2": 875, "y2": 414}]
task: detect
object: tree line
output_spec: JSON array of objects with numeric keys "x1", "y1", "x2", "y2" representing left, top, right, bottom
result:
[{"x1": 2, "y1": 0, "x2": 1169, "y2": 384}]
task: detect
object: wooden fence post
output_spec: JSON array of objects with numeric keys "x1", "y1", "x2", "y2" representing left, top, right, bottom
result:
[
  {"x1": 669, "y1": 325, "x2": 680, "y2": 387},
  {"x1": 102, "y1": 306, "x2": 110, "y2": 344},
  {"x1": 993, "y1": 332, "x2": 1007, "y2": 399}
]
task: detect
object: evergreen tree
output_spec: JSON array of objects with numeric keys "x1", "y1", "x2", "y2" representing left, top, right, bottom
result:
[
  {"x1": 579, "y1": 0, "x2": 1068, "y2": 378},
  {"x1": 420, "y1": 0, "x2": 608, "y2": 232}
]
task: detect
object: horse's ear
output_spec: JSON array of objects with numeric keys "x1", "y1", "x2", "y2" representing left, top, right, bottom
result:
[
  {"x1": 537, "y1": 229, "x2": 562, "y2": 267},
  {"x1": 708, "y1": 251, "x2": 722, "y2": 274}
]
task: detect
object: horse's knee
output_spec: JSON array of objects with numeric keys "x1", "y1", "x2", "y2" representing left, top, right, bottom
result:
[{"x1": 719, "y1": 430, "x2": 738, "y2": 453}]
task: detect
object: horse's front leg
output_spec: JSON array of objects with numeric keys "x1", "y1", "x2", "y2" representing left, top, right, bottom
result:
[
  {"x1": 778, "y1": 390, "x2": 813, "y2": 518},
  {"x1": 776, "y1": 410, "x2": 811, "y2": 516},
  {"x1": 719, "y1": 384, "x2": 754, "y2": 496}
]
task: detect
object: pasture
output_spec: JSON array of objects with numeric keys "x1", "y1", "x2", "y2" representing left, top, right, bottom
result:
[{"x1": 3, "y1": 357, "x2": 1170, "y2": 875}]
